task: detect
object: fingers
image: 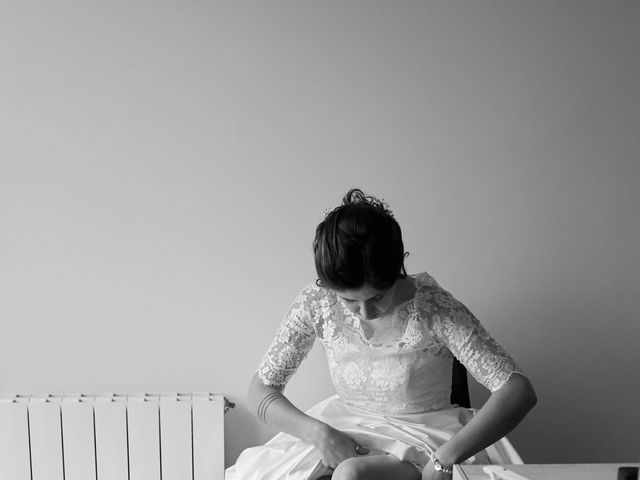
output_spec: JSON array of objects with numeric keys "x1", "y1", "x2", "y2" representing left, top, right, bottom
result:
[
  {"x1": 321, "y1": 443, "x2": 370, "y2": 469},
  {"x1": 354, "y1": 443, "x2": 370, "y2": 455},
  {"x1": 317, "y1": 427, "x2": 370, "y2": 468}
]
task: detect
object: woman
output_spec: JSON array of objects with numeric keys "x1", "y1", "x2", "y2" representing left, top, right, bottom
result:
[{"x1": 226, "y1": 189, "x2": 537, "y2": 480}]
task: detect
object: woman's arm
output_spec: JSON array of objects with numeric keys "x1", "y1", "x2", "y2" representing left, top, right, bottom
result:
[
  {"x1": 424, "y1": 287, "x2": 538, "y2": 475},
  {"x1": 247, "y1": 286, "x2": 367, "y2": 468},
  {"x1": 247, "y1": 373, "x2": 367, "y2": 469},
  {"x1": 431, "y1": 373, "x2": 537, "y2": 468}
]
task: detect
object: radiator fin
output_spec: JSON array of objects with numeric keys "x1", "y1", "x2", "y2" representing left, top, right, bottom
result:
[{"x1": 0, "y1": 393, "x2": 227, "y2": 480}]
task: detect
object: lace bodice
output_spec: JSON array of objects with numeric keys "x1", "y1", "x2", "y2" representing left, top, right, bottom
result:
[{"x1": 257, "y1": 272, "x2": 522, "y2": 415}]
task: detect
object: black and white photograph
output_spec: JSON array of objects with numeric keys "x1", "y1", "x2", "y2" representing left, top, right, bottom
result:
[{"x1": 1, "y1": 2, "x2": 638, "y2": 479}]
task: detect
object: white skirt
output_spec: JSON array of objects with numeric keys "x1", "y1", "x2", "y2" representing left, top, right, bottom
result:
[{"x1": 226, "y1": 395, "x2": 523, "y2": 480}]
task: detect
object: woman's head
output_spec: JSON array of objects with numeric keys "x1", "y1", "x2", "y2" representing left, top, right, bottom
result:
[{"x1": 313, "y1": 188, "x2": 407, "y2": 291}]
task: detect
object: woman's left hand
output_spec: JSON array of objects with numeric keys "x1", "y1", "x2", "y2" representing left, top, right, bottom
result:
[{"x1": 421, "y1": 461, "x2": 452, "y2": 480}]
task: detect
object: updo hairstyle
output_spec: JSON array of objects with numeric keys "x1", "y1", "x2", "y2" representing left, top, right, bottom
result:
[{"x1": 313, "y1": 188, "x2": 407, "y2": 291}]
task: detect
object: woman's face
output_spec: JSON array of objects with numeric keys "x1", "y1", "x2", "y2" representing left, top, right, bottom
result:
[{"x1": 335, "y1": 282, "x2": 398, "y2": 321}]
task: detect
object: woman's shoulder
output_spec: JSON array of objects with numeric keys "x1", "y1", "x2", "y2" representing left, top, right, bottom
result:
[
  {"x1": 298, "y1": 280, "x2": 332, "y2": 297},
  {"x1": 411, "y1": 272, "x2": 468, "y2": 318},
  {"x1": 411, "y1": 271, "x2": 442, "y2": 290},
  {"x1": 291, "y1": 280, "x2": 337, "y2": 310}
]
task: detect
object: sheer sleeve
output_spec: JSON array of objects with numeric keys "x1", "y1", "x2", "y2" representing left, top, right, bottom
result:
[
  {"x1": 256, "y1": 287, "x2": 317, "y2": 390},
  {"x1": 425, "y1": 287, "x2": 524, "y2": 392}
]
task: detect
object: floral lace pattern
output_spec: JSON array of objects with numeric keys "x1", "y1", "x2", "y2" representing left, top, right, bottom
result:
[{"x1": 257, "y1": 272, "x2": 523, "y2": 414}]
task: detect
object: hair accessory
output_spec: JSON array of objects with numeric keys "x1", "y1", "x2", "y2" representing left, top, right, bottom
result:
[{"x1": 429, "y1": 452, "x2": 452, "y2": 474}]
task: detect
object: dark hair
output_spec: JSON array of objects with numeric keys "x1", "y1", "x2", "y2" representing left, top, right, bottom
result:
[{"x1": 313, "y1": 188, "x2": 407, "y2": 291}]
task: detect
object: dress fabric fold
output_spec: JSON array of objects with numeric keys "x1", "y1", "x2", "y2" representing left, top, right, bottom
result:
[{"x1": 226, "y1": 395, "x2": 523, "y2": 480}]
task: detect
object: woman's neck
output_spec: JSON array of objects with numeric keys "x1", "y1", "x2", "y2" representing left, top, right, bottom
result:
[{"x1": 358, "y1": 276, "x2": 417, "y2": 334}]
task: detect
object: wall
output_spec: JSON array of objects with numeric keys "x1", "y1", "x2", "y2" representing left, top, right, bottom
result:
[{"x1": 1, "y1": 0, "x2": 638, "y2": 466}]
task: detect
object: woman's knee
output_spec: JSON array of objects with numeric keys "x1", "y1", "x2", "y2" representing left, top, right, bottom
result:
[
  {"x1": 332, "y1": 456, "x2": 421, "y2": 480},
  {"x1": 331, "y1": 457, "x2": 368, "y2": 480}
]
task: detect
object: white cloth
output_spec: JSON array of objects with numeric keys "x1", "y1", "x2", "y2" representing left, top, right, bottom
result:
[{"x1": 226, "y1": 395, "x2": 523, "y2": 480}]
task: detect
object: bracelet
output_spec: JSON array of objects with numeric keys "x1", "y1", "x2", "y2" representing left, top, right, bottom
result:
[
  {"x1": 257, "y1": 392, "x2": 284, "y2": 423},
  {"x1": 430, "y1": 452, "x2": 453, "y2": 475}
]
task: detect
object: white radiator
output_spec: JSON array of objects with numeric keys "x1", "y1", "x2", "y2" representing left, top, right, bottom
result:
[{"x1": 0, "y1": 392, "x2": 233, "y2": 480}]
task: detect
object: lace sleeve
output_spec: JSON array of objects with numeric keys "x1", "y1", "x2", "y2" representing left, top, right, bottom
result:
[
  {"x1": 256, "y1": 287, "x2": 317, "y2": 390},
  {"x1": 426, "y1": 287, "x2": 524, "y2": 392}
]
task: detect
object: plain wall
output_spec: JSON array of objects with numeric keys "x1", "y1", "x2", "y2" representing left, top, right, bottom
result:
[{"x1": 1, "y1": 0, "x2": 638, "y2": 467}]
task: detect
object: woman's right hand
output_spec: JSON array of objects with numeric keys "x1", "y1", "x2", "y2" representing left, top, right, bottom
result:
[{"x1": 313, "y1": 423, "x2": 369, "y2": 469}]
